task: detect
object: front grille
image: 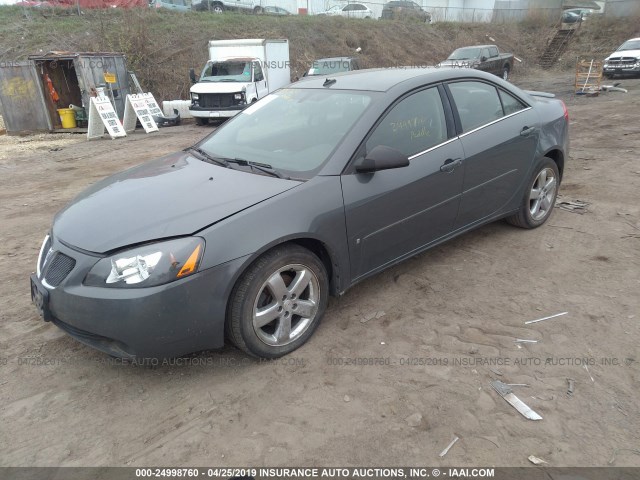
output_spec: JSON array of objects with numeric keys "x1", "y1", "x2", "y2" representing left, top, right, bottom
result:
[
  {"x1": 200, "y1": 93, "x2": 236, "y2": 108},
  {"x1": 608, "y1": 57, "x2": 636, "y2": 66},
  {"x1": 44, "y1": 252, "x2": 76, "y2": 287}
]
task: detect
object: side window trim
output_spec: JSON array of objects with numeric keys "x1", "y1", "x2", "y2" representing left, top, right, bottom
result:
[
  {"x1": 457, "y1": 107, "x2": 533, "y2": 139},
  {"x1": 342, "y1": 82, "x2": 451, "y2": 175}
]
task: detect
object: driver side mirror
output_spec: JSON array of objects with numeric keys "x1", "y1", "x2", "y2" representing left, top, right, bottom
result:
[
  {"x1": 354, "y1": 145, "x2": 409, "y2": 173},
  {"x1": 189, "y1": 68, "x2": 197, "y2": 84},
  {"x1": 480, "y1": 56, "x2": 487, "y2": 62}
]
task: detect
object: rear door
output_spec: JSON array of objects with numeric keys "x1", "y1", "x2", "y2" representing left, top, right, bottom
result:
[
  {"x1": 445, "y1": 80, "x2": 539, "y2": 228},
  {"x1": 341, "y1": 85, "x2": 466, "y2": 280}
]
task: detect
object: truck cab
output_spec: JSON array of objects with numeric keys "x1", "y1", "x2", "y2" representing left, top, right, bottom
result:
[{"x1": 189, "y1": 39, "x2": 290, "y2": 125}]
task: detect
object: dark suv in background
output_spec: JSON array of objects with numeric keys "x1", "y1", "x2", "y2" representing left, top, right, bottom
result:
[{"x1": 381, "y1": 1, "x2": 431, "y2": 22}]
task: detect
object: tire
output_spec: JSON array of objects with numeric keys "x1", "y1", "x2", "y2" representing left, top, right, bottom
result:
[
  {"x1": 227, "y1": 245, "x2": 329, "y2": 358},
  {"x1": 195, "y1": 117, "x2": 209, "y2": 126},
  {"x1": 502, "y1": 65, "x2": 510, "y2": 81},
  {"x1": 211, "y1": 3, "x2": 223, "y2": 13},
  {"x1": 506, "y1": 157, "x2": 559, "y2": 229},
  {"x1": 253, "y1": 5, "x2": 263, "y2": 13}
]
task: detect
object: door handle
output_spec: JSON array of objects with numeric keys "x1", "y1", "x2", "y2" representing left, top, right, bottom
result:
[
  {"x1": 520, "y1": 126, "x2": 536, "y2": 136},
  {"x1": 440, "y1": 158, "x2": 462, "y2": 173}
]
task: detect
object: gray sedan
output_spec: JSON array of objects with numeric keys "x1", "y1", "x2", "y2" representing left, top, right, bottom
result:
[{"x1": 30, "y1": 68, "x2": 569, "y2": 359}]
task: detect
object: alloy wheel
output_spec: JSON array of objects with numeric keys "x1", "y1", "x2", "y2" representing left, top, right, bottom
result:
[
  {"x1": 529, "y1": 167, "x2": 557, "y2": 221},
  {"x1": 252, "y1": 264, "x2": 320, "y2": 347}
]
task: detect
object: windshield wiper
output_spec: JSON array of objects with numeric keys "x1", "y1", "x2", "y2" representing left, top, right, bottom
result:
[
  {"x1": 185, "y1": 147, "x2": 229, "y2": 168},
  {"x1": 219, "y1": 157, "x2": 290, "y2": 179}
]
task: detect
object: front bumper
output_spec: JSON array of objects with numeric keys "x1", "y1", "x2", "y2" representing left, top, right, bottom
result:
[
  {"x1": 31, "y1": 236, "x2": 249, "y2": 359},
  {"x1": 189, "y1": 104, "x2": 246, "y2": 119},
  {"x1": 603, "y1": 62, "x2": 640, "y2": 75}
]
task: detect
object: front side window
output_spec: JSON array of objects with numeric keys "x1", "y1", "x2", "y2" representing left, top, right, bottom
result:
[
  {"x1": 489, "y1": 46, "x2": 499, "y2": 57},
  {"x1": 253, "y1": 62, "x2": 264, "y2": 82},
  {"x1": 365, "y1": 87, "x2": 447, "y2": 158},
  {"x1": 448, "y1": 81, "x2": 503, "y2": 133}
]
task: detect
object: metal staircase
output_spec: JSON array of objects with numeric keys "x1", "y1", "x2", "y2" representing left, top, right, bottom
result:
[{"x1": 539, "y1": 28, "x2": 576, "y2": 69}]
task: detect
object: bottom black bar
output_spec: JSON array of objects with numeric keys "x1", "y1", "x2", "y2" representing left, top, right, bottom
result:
[{"x1": 0, "y1": 467, "x2": 639, "y2": 480}]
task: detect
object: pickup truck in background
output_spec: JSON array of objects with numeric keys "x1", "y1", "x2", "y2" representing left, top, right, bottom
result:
[{"x1": 439, "y1": 45, "x2": 514, "y2": 81}]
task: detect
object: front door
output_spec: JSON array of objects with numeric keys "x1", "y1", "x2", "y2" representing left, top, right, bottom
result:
[
  {"x1": 253, "y1": 62, "x2": 268, "y2": 97},
  {"x1": 341, "y1": 85, "x2": 466, "y2": 280}
]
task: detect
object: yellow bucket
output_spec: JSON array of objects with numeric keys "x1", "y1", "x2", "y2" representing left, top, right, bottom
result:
[{"x1": 57, "y1": 108, "x2": 77, "y2": 129}]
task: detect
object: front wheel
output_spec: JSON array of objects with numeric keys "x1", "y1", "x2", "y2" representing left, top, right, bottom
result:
[
  {"x1": 506, "y1": 157, "x2": 559, "y2": 229},
  {"x1": 227, "y1": 245, "x2": 329, "y2": 358},
  {"x1": 211, "y1": 3, "x2": 223, "y2": 13},
  {"x1": 195, "y1": 117, "x2": 209, "y2": 126}
]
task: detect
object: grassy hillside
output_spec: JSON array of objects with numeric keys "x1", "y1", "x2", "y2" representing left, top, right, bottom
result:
[{"x1": 1, "y1": 6, "x2": 638, "y2": 101}]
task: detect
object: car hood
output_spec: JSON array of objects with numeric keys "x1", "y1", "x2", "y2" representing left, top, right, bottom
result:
[
  {"x1": 191, "y1": 82, "x2": 252, "y2": 94},
  {"x1": 606, "y1": 49, "x2": 640, "y2": 59},
  {"x1": 53, "y1": 152, "x2": 301, "y2": 254}
]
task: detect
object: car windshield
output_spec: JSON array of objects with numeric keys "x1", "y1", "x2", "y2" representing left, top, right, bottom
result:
[
  {"x1": 308, "y1": 59, "x2": 352, "y2": 75},
  {"x1": 197, "y1": 88, "x2": 376, "y2": 178},
  {"x1": 447, "y1": 47, "x2": 481, "y2": 60},
  {"x1": 618, "y1": 39, "x2": 640, "y2": 51},
  {"x1": 200, "y1": 61, "x2": 251, "y2": 82}
]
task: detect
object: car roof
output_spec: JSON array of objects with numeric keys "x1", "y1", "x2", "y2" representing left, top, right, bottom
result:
[
  {"x1": 454, "y1": 45, "x2": 494, "y2": 49},
  {"x1": 313, "y1": 56, "x2": 355, "y2": 62},
  {"x1": 291, "y1": 67, "x2": 509, "y2": 92}
]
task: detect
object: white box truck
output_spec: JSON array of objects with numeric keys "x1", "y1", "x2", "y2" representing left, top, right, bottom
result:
[{"x1": 189, "y1": 39, "x2": 291, "y2": 125}]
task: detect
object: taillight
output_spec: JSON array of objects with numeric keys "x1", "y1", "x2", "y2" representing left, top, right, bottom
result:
[{"x1": 561, "y1": 100, "x2": 569, "y2": 122}]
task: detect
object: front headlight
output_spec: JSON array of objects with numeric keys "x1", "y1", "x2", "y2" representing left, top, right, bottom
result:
[
  {"x1": 84, "y1": 237, "x2": 204, "y2": 288},
  {"x1": 234, "y1": 93, "x2": 243, "y2": 100},
  {"x1": 191, "y1": 93, "x2": 199, "y2": 100}
]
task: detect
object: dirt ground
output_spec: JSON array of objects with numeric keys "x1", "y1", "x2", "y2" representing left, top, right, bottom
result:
[{"x1": 0, "y1": 71, "x2": 639, "y2": 468}]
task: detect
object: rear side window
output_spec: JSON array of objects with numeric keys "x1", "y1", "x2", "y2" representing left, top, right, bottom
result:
[
  {"x1": 448, "y1": 81, "x2": 503, "y2": 133},
  {"x1": 499, "y1": 89, "x2": 527, "y2": 116},
  {"x1": 366, "y1": 87, "x2": 447, "y2": 157},
  {"x1": 489, "y1": 47, "x2": 499, "y2": 57}
]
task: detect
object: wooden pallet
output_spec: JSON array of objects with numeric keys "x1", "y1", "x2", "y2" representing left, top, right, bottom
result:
[{"x1": 575, "y1": 59, "x2": 603, "y2": 94}]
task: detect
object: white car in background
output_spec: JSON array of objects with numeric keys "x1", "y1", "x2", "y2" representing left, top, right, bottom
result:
[{"x1": 318, "y1": 3, "x2": 373, "y2": 18}]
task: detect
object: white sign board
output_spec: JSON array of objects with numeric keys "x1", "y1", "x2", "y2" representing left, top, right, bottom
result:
[
  {"x1": 123, "y1": 93, "x2": 160, "y2": 134},
  {"x1": 87, "y1": 94, "x2": 126, "y2": 140}
]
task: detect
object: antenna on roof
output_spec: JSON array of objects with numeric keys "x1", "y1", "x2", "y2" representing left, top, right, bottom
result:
[{"x1": 323, "y1": 78, "x2": 337, "y2": 87}]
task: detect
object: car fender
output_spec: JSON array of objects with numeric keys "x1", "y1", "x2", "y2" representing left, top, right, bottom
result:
[{"x1": 196, "y1": 175, "x2": 350, "y2": 294}]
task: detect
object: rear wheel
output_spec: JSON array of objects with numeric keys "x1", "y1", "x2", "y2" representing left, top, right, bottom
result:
[
  {"x1": 502, "y1": 65, "x2": 510, "y2": 81},
  {"x1": 211, "y1": 3, "x2": 223, "y2": 13},
  {"x1": 227, "y1": 245, "x2": 329, "y2": 358},
  {"x1": 253, "y1": 5, "x2": 263, "y2": 13},
  {"x1": 195, "y1": 117, "x2": 209, "y2": 126},
  {"x1": 506, "y1": 157, "x2": 559, "y2": 229}
]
